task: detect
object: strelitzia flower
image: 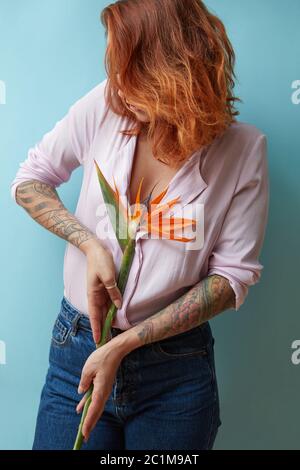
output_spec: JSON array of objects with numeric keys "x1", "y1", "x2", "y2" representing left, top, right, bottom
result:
[{"x1": 73, "y1": 160, "x2": 196, "y2": 450}]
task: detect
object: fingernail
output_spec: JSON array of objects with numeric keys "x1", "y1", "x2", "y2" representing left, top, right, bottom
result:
[
  {"x1": 78, "y1": 386, "x2": 83, "y2": 394},
  {"x1": 114, "y1": 299, "x2": 122, "y2": 309}
]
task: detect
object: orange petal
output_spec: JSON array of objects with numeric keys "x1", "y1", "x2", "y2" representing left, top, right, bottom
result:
[
  {"x1": 150, "y1": 196, "x2": 181, "y2": 218},
  {"x1": 135, "y1": 177, "x2": 145, "y2": 206},
  {"x1": 130, "y1": 177, "x2": 145, "y2": 220},
  {"x1": 147, "y1": 225, "x2": 196, "y2": 242},
  {"x1": 112, "y1": 175, "x2": 128, "y2": 219},
  {"x1": 171, "y1": 236, "x2": 196, "y2": 242},
  {"x1": 156, "y1": 217, "x2": 197, "y2": 229},
  {"x1": 147, "y1": 225, "x2": 170, "y2": 238},
  {"x1": 150, "y1": 186, "x2": 169, "y2": 205},
  {"x1": 112, "y1": 175, "x2": 119, "y2": 199}
]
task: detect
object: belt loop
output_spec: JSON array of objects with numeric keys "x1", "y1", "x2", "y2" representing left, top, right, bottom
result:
[{"x1": 71, "y1": 313, "x2": 81, "y2": 336}]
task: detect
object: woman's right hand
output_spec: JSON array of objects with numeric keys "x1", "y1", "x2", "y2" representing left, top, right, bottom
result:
[
  {"x1": 82, "y1": 239, "x2": 123, "y2": 344},
  {"x1": 14, "y1": 181, "x2": 122, "y2": 344}
]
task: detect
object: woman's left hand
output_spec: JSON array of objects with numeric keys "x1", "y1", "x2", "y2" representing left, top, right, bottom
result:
[{"x1": 76, "y1": 341, "x2": 124, "y2": 442}]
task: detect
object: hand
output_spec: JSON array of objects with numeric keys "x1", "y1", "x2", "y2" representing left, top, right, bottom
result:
[
  {"x1": 82, "y1": 239, "x2": 123, "y2": 344},
  {"x1": 76, "y1": 342, "x2": 123, "y2": 441}
]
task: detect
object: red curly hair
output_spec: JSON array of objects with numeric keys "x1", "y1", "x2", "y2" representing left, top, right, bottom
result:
[{"x1": 100, "y1": 0, "x2": 240, "y2": 167}]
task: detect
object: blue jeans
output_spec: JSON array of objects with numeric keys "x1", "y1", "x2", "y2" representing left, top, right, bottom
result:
[{"x1": 32, "y1": 296, "x2": 222, "y2": 450}]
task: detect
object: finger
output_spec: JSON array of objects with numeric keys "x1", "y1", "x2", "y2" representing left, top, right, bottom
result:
[
  {"x1": 76, "y1": 392, "x2": 89, "y2": 414},
  {"x1": 103, "y1": 299, "x2": 113, "y2": 342},
  {"x1": 102, "y1": 298, "x2": 110, "y2": 317},
  {"x1": 102, "y1": 278, "x2": 123, "y2": 310},
  {"x1": 78, "y1": 365, "x2": 93, "y2": 395},
  {"x1": 93, "y1": 304, "x2": 109, "y2": 346},
  {"x1": 97, "y1": 305, "x2": 107, "y2": 343},
  {"x1": 82, "y1": 381, "x2": 105, "y2": 441},
  {"x1": 87, "y1": 293, "x2": 102, "y2": 344}
]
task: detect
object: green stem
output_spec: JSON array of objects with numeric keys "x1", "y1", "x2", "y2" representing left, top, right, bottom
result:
[{"x1": 73, "y1": 239, "x2": 136, "y2": 450}]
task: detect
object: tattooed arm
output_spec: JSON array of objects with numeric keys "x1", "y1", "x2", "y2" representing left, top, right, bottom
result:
[
  {"x1": 136, "y1": 274, "x2": 235, "y2": 345},
  {"x1": 15, "y1": 180, "x2": 123, "y2": 342},
  {"x1": 77, "y1": 273, "x2": 235, "y2": 439},
  {"x1": 16, "y1": 180, "x2": 97, "y2": 248},
  {"x1": 107, "y1": 274, "x2": 236, "y2": 354}
]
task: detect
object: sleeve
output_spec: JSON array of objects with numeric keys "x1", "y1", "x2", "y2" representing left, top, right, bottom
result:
[
  {"x1": 207, "y1": 134, "x2": 270, "y2": 310},
  {"x1": 10, "y1": 78, "x2": 108, "y2": 202}
]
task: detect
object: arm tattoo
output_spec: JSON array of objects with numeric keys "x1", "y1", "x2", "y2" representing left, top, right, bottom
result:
[
  {"x1": 135, "y1": 275, "x2": 236, "y2": 345},
  {"x1": 16, "y1": 180, "x2": 96, "y2": 248}
]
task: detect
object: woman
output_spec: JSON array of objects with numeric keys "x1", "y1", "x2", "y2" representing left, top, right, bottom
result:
[{"x1": 11, "y1": 0, "x2": 269, "y2": 450}]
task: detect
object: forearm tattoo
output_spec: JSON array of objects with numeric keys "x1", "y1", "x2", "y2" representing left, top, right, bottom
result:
[
  {"x1": 16, "y1": 180, "x2": 95, "y2": 248},
  {"x1": 136, "y1": 275, "x2": 236, "y2": 345}
]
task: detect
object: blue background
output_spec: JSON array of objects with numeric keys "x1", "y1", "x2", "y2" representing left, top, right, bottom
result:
[{"x1": 1, "y1": 0, "x2": 299, "y2": 450}]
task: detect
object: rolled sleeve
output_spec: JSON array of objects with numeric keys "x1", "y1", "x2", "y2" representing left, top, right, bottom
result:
[
  {"x1": 207, "y1": 134, "x2": 269, "y2": 310},
  {"x1": 10, "y1": 78, "x2": 108, "y2": 201}
]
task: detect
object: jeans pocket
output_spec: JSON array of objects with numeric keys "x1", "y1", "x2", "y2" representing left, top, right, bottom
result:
[
  {"x1": 152, "y1": 323, "x2": 211, "y2": 358},
  {"x1": 51, "y1": 311, "x2": 73, "y2": 347}
]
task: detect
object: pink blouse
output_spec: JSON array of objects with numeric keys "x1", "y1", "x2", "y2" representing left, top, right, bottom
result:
[{"x1": 10, "y1": 78, "x2": 269, "y2": 330}]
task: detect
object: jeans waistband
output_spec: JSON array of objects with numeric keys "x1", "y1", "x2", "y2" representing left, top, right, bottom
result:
[
  {"x1": 60, "y1": 296, "x2": 212, "y2": 343},
  {"x1": 60, "y1": 296, "x2": 124, "y2": 335}
]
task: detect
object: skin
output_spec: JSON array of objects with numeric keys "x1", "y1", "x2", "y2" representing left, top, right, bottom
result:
[
  {"x1": 16, "y1": 87, "x2": 236, "y2": 443},
  {"x1": 15, "y1": 181, "x2": 123, "y2": 343},
  {"x1": 77, "y1": 274, "x2": 235, "y2": 441}
]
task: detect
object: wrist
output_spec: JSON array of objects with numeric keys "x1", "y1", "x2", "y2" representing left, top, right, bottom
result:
[
  {"x1": 107, "y1": 328, "x2": 143, "y2": 358},
  {"x1": 80, "y1": 236, "x2": 107, "y2": 256}
]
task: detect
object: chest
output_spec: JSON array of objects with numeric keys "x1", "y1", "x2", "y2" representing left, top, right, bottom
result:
[{"x1": 128, "y1": 136, "x2": 180, "y2": 205}]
